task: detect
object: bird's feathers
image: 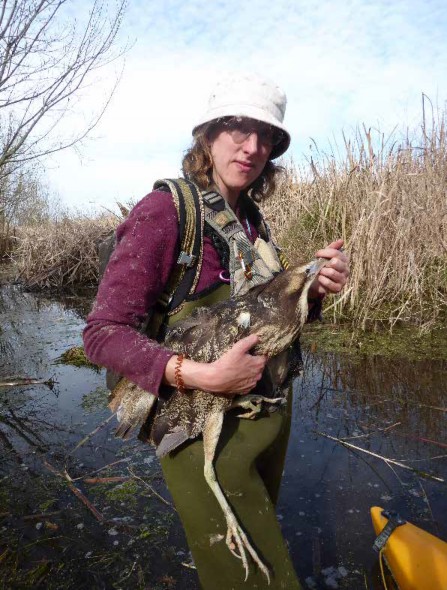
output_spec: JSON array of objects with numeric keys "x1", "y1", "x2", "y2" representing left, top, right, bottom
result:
[
  {"x1": 154, "y1": 427, "x2": 190, "y2": 458},
  {"x1": 109, "y1": 378, "x2": 157, "y2": 439},
  {"x1": 110, "y1": 260, "x2": 329, "y2": 448}
]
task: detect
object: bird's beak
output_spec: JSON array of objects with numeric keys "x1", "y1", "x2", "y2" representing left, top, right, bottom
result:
[{"x1": 305, "y1": 258, "x2": 329, "y2": 277}]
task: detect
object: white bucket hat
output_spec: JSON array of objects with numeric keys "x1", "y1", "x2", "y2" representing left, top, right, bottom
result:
[{"x1": 192, "y1": 72, "x2": 291, "y2": 159}]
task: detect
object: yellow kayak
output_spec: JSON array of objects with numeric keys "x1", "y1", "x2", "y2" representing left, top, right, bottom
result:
[{"x1": 371, "y1": 506, "x2": 447, "y2": 590}]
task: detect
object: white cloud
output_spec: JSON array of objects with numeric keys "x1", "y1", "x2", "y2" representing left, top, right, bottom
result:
[{"x1": 44, "y1": 0, "x2": 447, "y2": 208}]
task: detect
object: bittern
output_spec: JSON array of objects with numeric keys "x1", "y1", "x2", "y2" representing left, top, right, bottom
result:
[{"x1": 109, "y1": 258, "x2": 328, "y2": 582}]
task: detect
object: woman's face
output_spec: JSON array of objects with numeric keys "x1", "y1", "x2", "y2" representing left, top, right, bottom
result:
[{"x1": 208, "y1": 118, "x2": 274, "y2": 205}]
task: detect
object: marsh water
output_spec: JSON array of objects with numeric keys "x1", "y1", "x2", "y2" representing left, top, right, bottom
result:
[{"x1": 0, "y1": 284, "x2": 446, "y2": 589}]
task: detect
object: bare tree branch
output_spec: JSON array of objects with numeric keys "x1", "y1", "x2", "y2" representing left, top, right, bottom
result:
[
  {"x1": 0, "y1": 0, "x2": 128, "y2": 243},
  {"x1": 0, "y1": 0, "x2": 128, "y2": 175}
]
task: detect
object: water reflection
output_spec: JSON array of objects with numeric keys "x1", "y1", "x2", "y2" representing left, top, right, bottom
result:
[
  {"x1": 0, "y1": 285, "x2": 446, "y2": 589},
  {"x1": 1, "y1": 286, "x2": 89, "y2": 463},
  {"x1": 282, "y1": 348, "x2": 447, "y2": 589},
  {"x1": 302, "y1": 350, "x2": 446, "y2": 441}
]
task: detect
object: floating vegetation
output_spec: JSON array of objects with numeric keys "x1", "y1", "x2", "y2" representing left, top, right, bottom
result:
[
  {"x1": 101, "y1": 479, "x2": 140, "y2": 508},
  {"x1": 56, "y1": 346, "x2": 100, "y2": 370},
  {"x1": 303, "y1": 323, "x2": 447, "y2": 361},
  {"x1": 81, "y1": 386, "x2": 109, "y2": 413},
  {"x1": 138, "y1": 511, "x2": 174, "y2": 547}
]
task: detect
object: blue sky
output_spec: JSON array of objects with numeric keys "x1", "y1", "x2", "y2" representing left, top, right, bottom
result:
[{"x1": 45, "y1": 0, "x2": 447, "y2": 209}]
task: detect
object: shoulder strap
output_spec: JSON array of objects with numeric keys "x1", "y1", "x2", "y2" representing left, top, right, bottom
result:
[
  {"x1": 201, "y1": 190, "x2": 283, "y2": 297},
  {"x1": 103, "y1": 179, "x2": 203, "y2": 388},
  {"x1": 242, "y1": 195, "x2": 290, "y2": 270},
  {"x1": 152, "y1": 178, "x2": 204, "y2": 314},
  {"x1": 240, "y1": 195, "x2": 269, "y2": 241}
]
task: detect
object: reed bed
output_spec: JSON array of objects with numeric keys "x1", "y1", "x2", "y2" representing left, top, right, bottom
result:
[
  {"x1": 0, "y1": 230, "x2": 15, "y2": 260},
  {"x1": 263, "y1": 116, "x2": 447, "y2": 330},
  {"x1": 11, "y1": 111, "x2": 447, "y2": 329},
  {"x1": 15, "y1": 214, "x2": 117, "y2": 291}
]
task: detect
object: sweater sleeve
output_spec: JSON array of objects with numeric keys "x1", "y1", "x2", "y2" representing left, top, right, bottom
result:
[{"x1": 82, "y1": 190, "x2": 179, "y2": 395}]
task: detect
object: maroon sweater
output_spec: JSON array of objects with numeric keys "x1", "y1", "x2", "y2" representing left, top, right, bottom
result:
[{"x1": 83, "y1": 190, "x2": 259, "y2": 396}]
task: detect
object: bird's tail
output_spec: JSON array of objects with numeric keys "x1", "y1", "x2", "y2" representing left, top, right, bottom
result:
[{"x1": 113, "y1": 417, "x2": 135, "y2": 440}]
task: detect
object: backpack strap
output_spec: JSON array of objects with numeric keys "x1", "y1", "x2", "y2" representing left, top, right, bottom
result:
[
  {"x1": 150, "y1": 178, "x2": 204, "y2": 333},
  {"x1": 201, "y1": 190, "x2": 283, "y2": 297},
  {"x1": 242, "y1": 195, "x2": 290, "y2": 269},
  {"x1": 240, "y1": 195, "x2": 269, "y2": 241}
]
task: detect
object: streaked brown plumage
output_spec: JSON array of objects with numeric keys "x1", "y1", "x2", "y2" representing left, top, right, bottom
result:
[{"x1": 109, "y1": 258, "x2": 328, "y2": 582}]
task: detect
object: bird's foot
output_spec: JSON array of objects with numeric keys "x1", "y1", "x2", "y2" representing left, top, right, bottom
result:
[
  {"x1": 231, "y1": 394, "x2": 286, "y2": 419},
  {"x1": 225, "y1": 513, "x2": 270, "y2": 583}
]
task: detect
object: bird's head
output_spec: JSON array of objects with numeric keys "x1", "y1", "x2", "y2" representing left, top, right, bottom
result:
[
  {"x1": 285, "y1": 258, "x2": 330, "y2": 297},
  {"x1": 274, "y1": 258, "x2": 330, "y2": 327},
  {"x1": 283, "y1": 258, "x2": 328, "y2": 296}
]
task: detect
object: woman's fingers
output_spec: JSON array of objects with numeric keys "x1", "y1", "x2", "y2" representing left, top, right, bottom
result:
[
  {"x1": 315, "y1": 248, "x2": 349, "y2": 265},
  {"x1": 311, "y1": 239, "x2": 350, "y2": 297},
  {"x1": 319, "y1": 238, "x2": 344, "y2": 252},
  {"x1": 317, "y1": 272, "x2": 345, "y2": 293},
  {"x1": 207, "y1": 334, "x2": 267, "y2": 397},
  {"x1": 227, "y1": 334, "x2": 267, "y2": 370},
  {"x1": 318, "y1": 263, "x2": 349, "y2": 289},
  {"x1": 232, "y1": 333, "x2": 259, "y2": 353}
]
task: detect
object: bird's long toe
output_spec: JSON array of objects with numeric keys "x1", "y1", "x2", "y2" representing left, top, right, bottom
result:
[
  {"x1": 232, "y1": 394, "x2": 286, "y2": 419},
  {"x1": 225, "y1": 516, "x2": 270, "y2": 583}
]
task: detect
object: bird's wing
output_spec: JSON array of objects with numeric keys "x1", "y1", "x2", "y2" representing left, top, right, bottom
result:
[
  {"x1": 155, "y1": 427, "x2": 190, "y2": 457},
  {"x1": 165, "y1": 300, "x2": 245, "y2": 361},
  {"x1": 151, "y1": 389, "x2": 229, "y2": 455},
  {"x1": 167, "y1": 315, "x2": 222, "y2": 352},
  {"x1": 109, "y1": 378, "x2": 158, "y2": 439}
]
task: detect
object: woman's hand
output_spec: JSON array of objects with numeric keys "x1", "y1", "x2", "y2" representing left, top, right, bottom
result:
[
  {"x1": 163, "y1": 334, "x2": 267, "y2": 398},
  {"x1": 308, "y1": 239, "x2": 350, "y2": 300}
]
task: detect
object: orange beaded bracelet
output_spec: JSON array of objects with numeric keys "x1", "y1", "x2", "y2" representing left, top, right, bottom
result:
[{"x1": 174, "y1": 353, "x2": 187, "y2": 395}]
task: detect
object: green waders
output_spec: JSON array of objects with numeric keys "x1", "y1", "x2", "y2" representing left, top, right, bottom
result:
[{"x1": 160, "y1": 392, "x2": 302, "y2": 590}]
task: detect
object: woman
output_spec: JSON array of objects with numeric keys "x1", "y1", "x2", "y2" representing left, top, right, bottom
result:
[{"x1": 83, "y1": 72, "x2": 349, "y2": 589}]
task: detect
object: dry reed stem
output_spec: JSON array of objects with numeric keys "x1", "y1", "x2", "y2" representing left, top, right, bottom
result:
[
  {"x1": 69, "y1": 413, "x2": 116, "y2": 455},
  {"x1": 0, "y1": 378, "x2": 55, "y2": 388},
  {"x1": 10, "y1": 114, "x2": 447, "y2": 329},
  {"x1": 316, "y1": 430, "x2": 445, "y2": 483},
  {"x1": 71, "y1": 458, "x2": 132, "y2": 481},
  {"x1": 83, "y1": 477, "x2": 130, "y2": 484},
  {"x1": 127, "y1": 467, "x2": 172, "y2": 507},
  {"x1": 43, "y1": 460, "x2": 105, "y2": 522},
  {"x1": 263, "y1": 118, "x2": 447, "y2": 329},
  {"x1": 14, "y1": 213, "x2": 117, "y2": 290}
]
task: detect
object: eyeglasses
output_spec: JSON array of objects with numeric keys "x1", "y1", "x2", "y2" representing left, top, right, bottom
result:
[{"x1": 219, "y1": 117, "x2": 284, "y2": 148}]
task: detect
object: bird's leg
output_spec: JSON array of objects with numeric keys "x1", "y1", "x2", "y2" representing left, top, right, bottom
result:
[
  {"x1": 230, "y1": 394, "x2": 286, "y2": 419},
  {"x1": 202, "y1": 411, "x2": 270, "y2": 583}
]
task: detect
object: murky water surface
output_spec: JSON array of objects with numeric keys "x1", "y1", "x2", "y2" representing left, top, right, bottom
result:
[{"x1": 0, "y1": 285, "x2": 446, "y2": 589}]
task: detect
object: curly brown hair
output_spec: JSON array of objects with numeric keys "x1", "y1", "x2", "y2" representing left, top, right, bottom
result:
[{"x1": 181, "y1": 122, "x2": 283, "y2": 202}]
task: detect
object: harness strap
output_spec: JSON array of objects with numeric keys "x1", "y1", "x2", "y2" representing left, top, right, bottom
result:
[
  {"x1": 105, "y1": 179, "x2": 203, "y2": 388},
  {"x1": 202, "y1": 190, "x2": 282, "y2": 297},
  {"x1": 153, "y1": 178, "x2": 204, "y2": 312},
  {"x1": 373, "y1": 510, "x2": 406, "y2": 553},
  {"x1": 241, "y1": 196, "x2": 269, "y2": 242}
]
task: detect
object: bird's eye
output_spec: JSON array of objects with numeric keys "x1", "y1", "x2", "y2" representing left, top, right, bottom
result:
[{"x1": 306, "y1": 261, "x2": 320, "y2": 275}]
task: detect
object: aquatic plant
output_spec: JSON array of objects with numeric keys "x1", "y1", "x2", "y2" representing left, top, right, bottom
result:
[{"x1": 57, "y1": 346, "x2": 100, "y2": 370}]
